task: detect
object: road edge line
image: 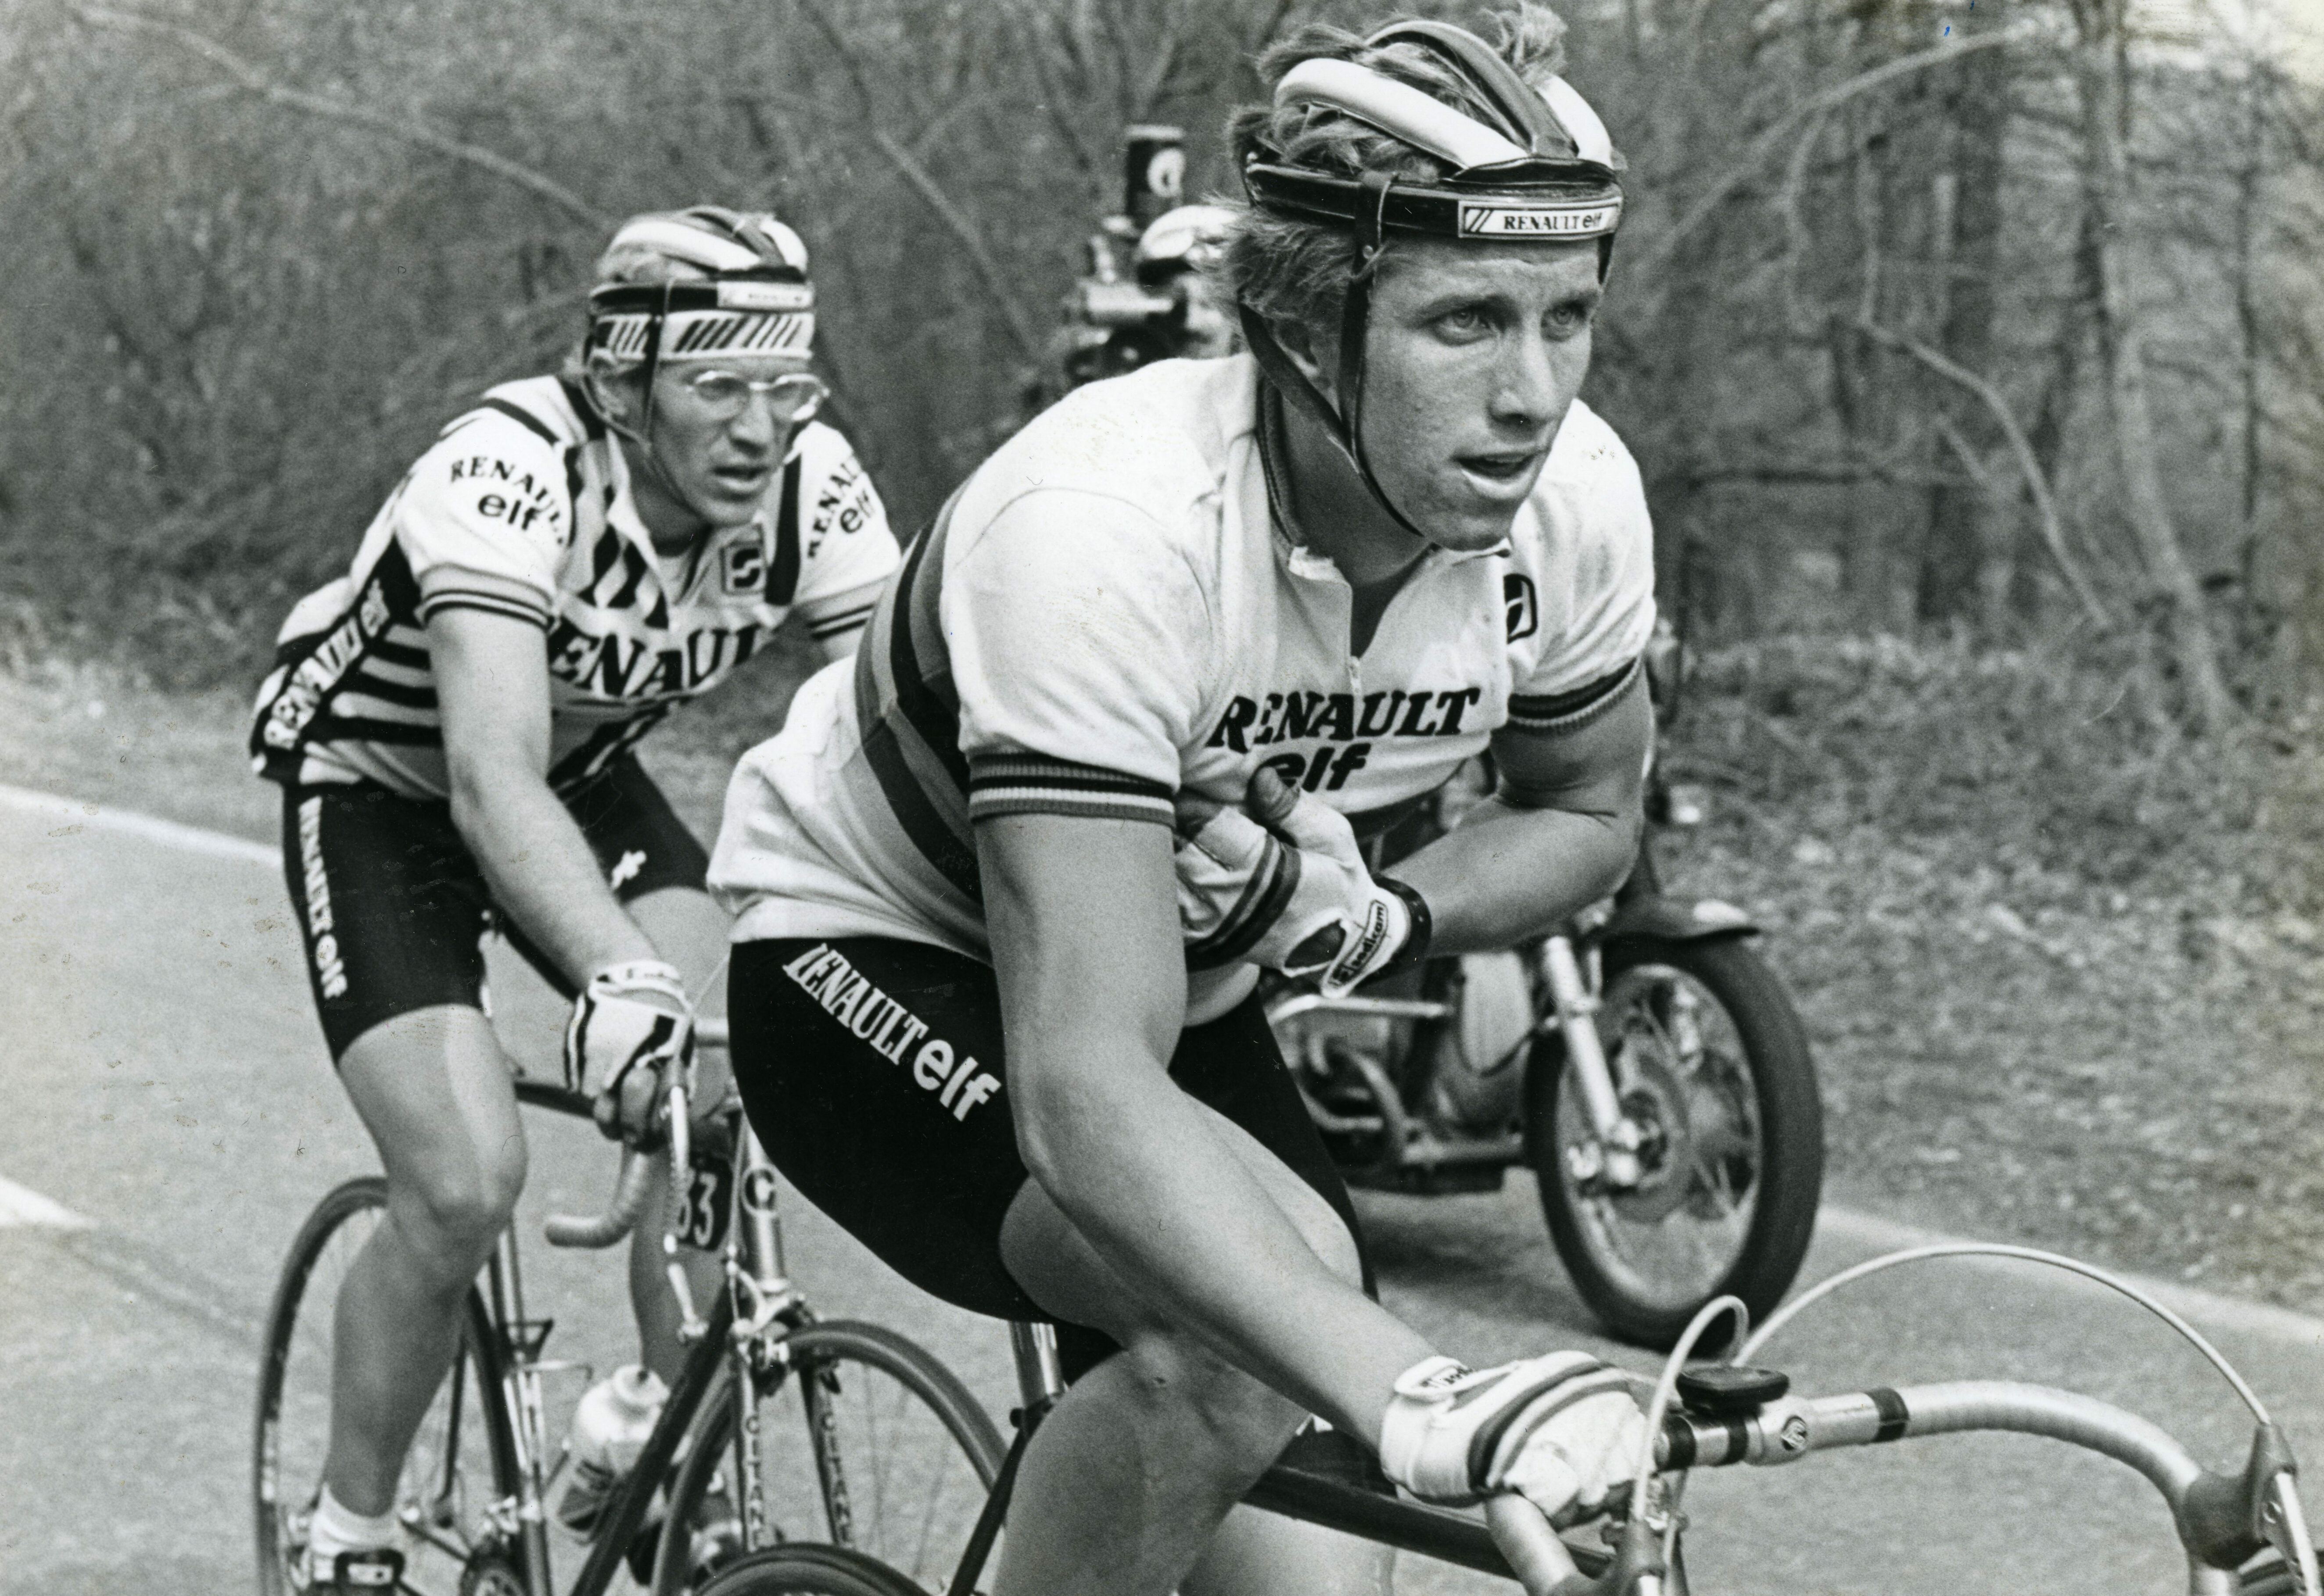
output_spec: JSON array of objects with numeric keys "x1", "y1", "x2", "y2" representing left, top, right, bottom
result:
[
  {"x1": 0, "y1": 1174, "x2": 94, "y2": 1230},
  {"x1": 0, "y1": 781, "x2": 280, "y2": 867},
  {"x1": 1819, "y1": 1204, "x2": 2324, "y2": 1348}
]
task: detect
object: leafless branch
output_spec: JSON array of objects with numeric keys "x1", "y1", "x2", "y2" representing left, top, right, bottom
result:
[
  {"x1": 795, "y1": 0, "x2": 1042, "y2": 362},
  {"x1": 998, "y1": 1, "x2": 1105, "y2": 179},
  {"x1": 72, "y1": 5, "x2": 610, "y2": 228},
  {"x1": 1855, "y1": 317, "x2": 2111, "y2": 629},
  {"x1": 1631, "y1": 27, "x2": 2032, "y2": 282},
  {"x1": 1775, "y1": 107, "x2": 1830, "y2": 336}
]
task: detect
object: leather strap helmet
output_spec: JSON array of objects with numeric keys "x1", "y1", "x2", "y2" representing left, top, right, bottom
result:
[
  {"x1": 1237, "y1": 21, "x2": 1623, "y2": 542},
  {"x1": 581, "y1": 207, "x2": 819, "y2": 531}
]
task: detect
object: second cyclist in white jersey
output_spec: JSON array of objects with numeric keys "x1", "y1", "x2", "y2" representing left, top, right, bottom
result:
[
  {"x1": 253, "y1": 207, "x2": 899, "y2": 1591},
  {"x1": 714, "y1": 7, "x2": 1652, "y2": 1590}
]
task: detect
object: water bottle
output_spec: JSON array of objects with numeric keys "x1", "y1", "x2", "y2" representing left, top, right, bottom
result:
[{"x1": 558, "y1": 1364, "x2": 668, "y2": 1535}]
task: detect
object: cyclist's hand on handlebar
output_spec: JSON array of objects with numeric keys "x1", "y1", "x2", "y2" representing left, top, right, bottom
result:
[
  {"x1": 564, "y1": 959, "x2": 696, "y2": 1145},
  {"x1": 1173, "y1": 767, "x2": 1417, "y2": 995},
  {"x1": 1381, "y1": 1353, "x2": 1649, "y2": 1526}
]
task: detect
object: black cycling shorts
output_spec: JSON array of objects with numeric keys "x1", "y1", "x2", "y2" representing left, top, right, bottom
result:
[
  {"x1": 278, "y1": 755, "x2": 710, "y2": 1060},
  {"x1": 728, "y1": 935, "x2": 1372, "y2": 1381}
]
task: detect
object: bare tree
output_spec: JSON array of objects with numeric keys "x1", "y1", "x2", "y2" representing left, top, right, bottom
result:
[{"x1": 2069, "y1": 0, "x2": 2236, "y2": 730}]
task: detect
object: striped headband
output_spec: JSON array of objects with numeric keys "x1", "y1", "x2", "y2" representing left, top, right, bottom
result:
[{"x1": 587, "y1": 278, "x2": 816, "y2": 362}]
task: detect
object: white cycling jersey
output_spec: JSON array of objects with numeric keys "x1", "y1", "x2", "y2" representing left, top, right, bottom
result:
[
  {"x1": 709, "y1": 354, "x2": 1654, "y2": 967},
  {"x1": 251, "y1": 375, "x2": 899, "y2": 798}
]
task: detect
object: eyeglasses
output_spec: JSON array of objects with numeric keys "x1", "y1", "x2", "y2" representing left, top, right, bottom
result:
[{"x1": 675, "y1": 369, "x2": 827, "y2": 424}]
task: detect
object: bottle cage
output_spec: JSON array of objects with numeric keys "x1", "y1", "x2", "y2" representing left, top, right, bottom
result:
[{"x1": 1237, "y1": 21, "x2": 1624, "y2": 544}]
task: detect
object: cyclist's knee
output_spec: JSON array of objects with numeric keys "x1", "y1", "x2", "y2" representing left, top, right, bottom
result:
[
  {"x1": 1108, "y1": 1324, "x2": 1304, "y2": 1465},
  {"x1": 391, "y1": 1138, "x2": 526, "y2": 1272}
]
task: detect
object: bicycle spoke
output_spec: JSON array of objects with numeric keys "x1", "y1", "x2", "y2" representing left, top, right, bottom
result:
[{"x1": 680, "y1": 1327, "x2": 1001, "y2": 1594}]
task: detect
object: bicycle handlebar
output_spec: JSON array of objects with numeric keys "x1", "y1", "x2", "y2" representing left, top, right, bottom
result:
[
  {"x1": 544, "y1": 1144, "x2": 660, "y2": 1248},
  {"x1": 542, "y1": 1072, "x2": 700, "y2": 1250},
  {"x1": 1658, "y1": 1380, "x2": 2204, "y2": 1500},
  {"x1": 1648, "y1": 1378, "x2": 2315, "y2": 1591},
  {"x1": 1485, "y1": 1496, "x2": 1583, "y2": 1594}
]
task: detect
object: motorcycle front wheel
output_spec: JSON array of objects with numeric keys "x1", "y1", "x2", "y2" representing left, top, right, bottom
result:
[{"x1": 1526, "y1": 935, "x2": 1823, "y2": 1349}]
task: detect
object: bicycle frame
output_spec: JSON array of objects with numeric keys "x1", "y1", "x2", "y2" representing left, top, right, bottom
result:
[
  {"x1": 933, "y1": 1274, "x2": 2317, "y2": 1596},
  {"x1": 474, "y1": 1024, "x2": 811, "y2": 1596}
]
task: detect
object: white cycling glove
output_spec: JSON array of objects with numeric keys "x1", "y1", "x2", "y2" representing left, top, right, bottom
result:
[
  {"x1": 1174, "y1": 768, "x2": 1427, "y2": 997},
  {"x1": 564, "y1": 959, "x2": 695, "y2": 1143},
  {"x1": 1379, "y1": 1353, "x2": 1650, "y2": 1523}
]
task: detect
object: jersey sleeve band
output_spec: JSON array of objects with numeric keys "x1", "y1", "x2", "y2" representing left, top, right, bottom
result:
[
  {"x1": 1505, "y1": 656, "x2": 1642, "y2": 736},
  {"x1": 966, "y1": 752, "x2": 1175, "y2": 827},
  {"x1": 415, "y1": 591, "x2": 554, "y2": 630}
]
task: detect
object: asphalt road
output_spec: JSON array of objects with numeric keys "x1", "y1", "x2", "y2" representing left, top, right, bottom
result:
[{"x1": 6, "y1": 785, "x2": 2322, "y2": 1595}]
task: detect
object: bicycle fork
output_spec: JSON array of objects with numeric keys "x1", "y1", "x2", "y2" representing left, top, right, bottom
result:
[
  {"x1": 1541, "y1": 934, "x2": 1647, "y2": 1192},
  {"x1": 483, "y1": 1228, "x2": 559, "y2": 1596}
]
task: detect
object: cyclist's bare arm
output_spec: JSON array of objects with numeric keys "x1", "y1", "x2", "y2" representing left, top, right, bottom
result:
[
  {"x1": 1388, "y1": 677, "x2": 1651, "y2": 954},
  {"x1": 980, "y1": 811, "x2": 1435, "y2": 1436},
  {"x1": 430, "y1": 605, "x2": 663, "y2": 985}
]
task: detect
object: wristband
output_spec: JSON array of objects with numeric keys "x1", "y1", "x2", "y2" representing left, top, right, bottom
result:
[
  {"x1": 590, "y1": 959, "x2": 689, "y2": 999},
  {"x1": 1371, "y1": 875, "x2": 1433, "y2": 979}
]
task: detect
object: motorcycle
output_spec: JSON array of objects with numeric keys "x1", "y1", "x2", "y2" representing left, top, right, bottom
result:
[{"x1": 1267, "y1": 628, "x2": 1825, "y2": 1348}]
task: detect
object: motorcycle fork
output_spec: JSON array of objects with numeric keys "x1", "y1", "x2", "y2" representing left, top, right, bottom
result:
[{"x1": 1541, "y1": 932, "x2": 1645, "y2": 1190}]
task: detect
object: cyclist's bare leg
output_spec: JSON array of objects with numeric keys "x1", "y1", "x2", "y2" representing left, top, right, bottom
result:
[
  {"x1": 624, "y1": 885, "x2": 730, "y2": 1386},
  {"x1": 994, "y1": 1102, "x2": 1388, "y2": 1596},
  {"x1": 326, "y1": 1005, "x2": 529, "y2": 1517}
]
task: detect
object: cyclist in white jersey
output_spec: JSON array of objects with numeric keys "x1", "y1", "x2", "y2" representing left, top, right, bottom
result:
[
  {"x1": 712, "y1": 7, "x2": 1651, "y2": 1590},
  {"x1": 251, "y1": 207, "x2": 899, "y2": 1590}
]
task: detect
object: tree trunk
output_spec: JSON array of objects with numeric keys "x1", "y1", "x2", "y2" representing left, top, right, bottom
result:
[
  {"x1": 1919, "y1": 17, "x2": 2008, "y2": 630},
  {"x1": 1838, "y1": 96, "x2": 1924, "y2": 635},
  {"x1": 2072, "y1": 0, "x2": 2236, "y2": 731}
]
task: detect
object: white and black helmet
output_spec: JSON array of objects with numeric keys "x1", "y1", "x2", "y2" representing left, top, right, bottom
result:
[
  {"x1": 585, "y1": 207, "x2": 816, "y2": 375},
  {"x1": 1237, "y1": 20, "x2": 1624, "y2": 540},
  {"x1": 578, "y1": 206, "x2": 822, "y2": 531}
]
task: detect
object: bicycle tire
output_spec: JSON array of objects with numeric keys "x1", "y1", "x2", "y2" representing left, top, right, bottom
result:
[
  {"x1": 253, "y1": 1176, "x2": 527, "y2": 1596},
  {"x1": 695, "y1": 1545, "x2": 929, "y2": 1596},
  {"x1": 652, "y1": 1320, "x2": 1008, "y2": 1596},
  {"x1": 1528, "y1": 935, "x2": 1825, "y2": 1348}
]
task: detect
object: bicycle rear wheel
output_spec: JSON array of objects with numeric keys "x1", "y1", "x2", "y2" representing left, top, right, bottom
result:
[
  {"x1": 254, "y1": 1177, "x2": 527, "y2": 1596},
  {"x1": 696, "y1": 1545, "x2": 927, "y2": 1596},
  {"x1": 653, "y1": 1320, "x2": 1006, "y2": 1596},
  {"x1": 1529, "y1": 935, "x2": 1824, "y2": 1348}
]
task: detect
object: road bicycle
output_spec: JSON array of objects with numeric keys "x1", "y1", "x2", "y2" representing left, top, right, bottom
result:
[
  {"x1": 674, "y1": 1243, "x2": 2324, "y2": 1596},
  {"x1": 252, "y1": 1020, "x2": 1007, "y2": 1596}
]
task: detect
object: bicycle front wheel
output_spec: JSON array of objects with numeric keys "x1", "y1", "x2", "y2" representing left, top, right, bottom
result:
[
  {"x1": 1528, "y1": 935, "x2": 1825, "y2": 1348},
  {"x1": 654, "y1": 1320, "x2": 1007, "y2": 1596},
  {"x1": 254, "y1": 1177, "x2": 527, "y2": 1596},
  {"x1": 696, "y1": 1545, "x2": 928, "y2": 1596}
]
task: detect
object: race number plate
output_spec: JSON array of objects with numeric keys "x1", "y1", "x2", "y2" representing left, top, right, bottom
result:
[{"x1": 670, "y1": 1154, "x2": 734, "y2": 1252}]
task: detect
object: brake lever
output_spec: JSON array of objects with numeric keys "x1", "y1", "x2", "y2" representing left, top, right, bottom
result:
[
  {"x1": 2263, "y1": 1471, "x2": 2320, "y2": 1596},
  {"x1": 660, "y1": 1081, "x2": 710, "y2": 1342}
]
